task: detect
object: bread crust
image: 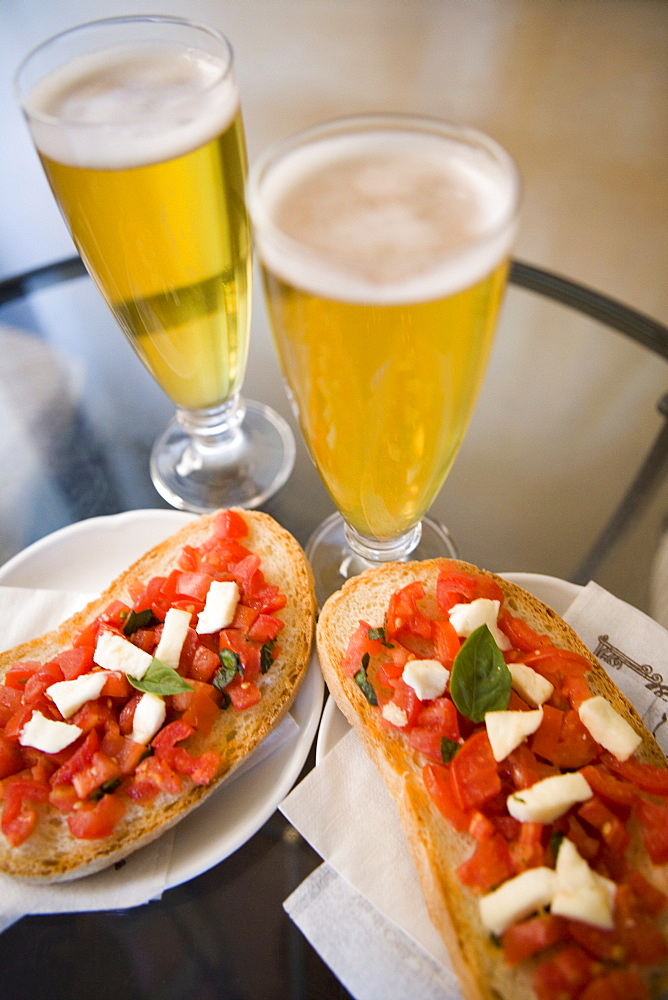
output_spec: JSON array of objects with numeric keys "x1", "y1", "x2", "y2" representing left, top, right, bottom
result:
[
  {"x1": 316, "y1": 559, "x2": 668, "y2": 1000},
  {"x1": 0, "y1": 509, "x2": 316, "y2": 883}
]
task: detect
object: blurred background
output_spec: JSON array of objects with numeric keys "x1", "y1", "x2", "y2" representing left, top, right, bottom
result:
[{"x1": 0, "y1": 0, "x2": 667, "y2": 614}]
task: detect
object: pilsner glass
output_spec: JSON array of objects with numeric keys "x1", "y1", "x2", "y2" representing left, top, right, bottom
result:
[
  {"x1": 248, "y1": 115, "x2": 520, "y2": 605},
  {"x1": 16, "y1": 16, "x2": 295, "y2": 513}
]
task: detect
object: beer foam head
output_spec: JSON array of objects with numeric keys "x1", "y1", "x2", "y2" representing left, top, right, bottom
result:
[
  {"x1": 250, "y1": 124, "x2": 520, "y2": 304},
  {"x1": 23, "y1": 42, "x2": 239, "y2": 169}
]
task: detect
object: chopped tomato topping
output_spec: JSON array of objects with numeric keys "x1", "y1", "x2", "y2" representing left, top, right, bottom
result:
[
  {"x1": 502, "y1": 914, "x2": 569, "y2": 966},
  {"x1": 67, "y1": 792, "x2": 126, "y2": 840}
]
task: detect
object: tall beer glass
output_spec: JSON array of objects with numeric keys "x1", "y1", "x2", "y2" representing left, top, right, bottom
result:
[
  {"x1": 16, "y1": 16, "x2": 294, "y2": 513},
  {"x1": 248, "y1": 115, "x2": 520, "y2": 604}
]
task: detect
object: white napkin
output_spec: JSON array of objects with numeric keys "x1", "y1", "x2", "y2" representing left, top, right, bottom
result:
[
  {"x1": 281, "y1": 581, "x2": 668, "y2": 1000},
  {"x1": 0, "y1": 585, "x2": 297, "y2": 931}
]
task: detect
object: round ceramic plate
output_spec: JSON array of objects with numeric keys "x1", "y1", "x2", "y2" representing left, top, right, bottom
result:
[
  {"x1": 0, "y1": 509, "x2": 324, "y2": 892},
  {"x1": 315, "y1": 571, "x2": 582, "y2": 764}
]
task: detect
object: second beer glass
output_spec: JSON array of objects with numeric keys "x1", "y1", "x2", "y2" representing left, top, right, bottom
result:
[{"x1": 249, "y1": 115, "x2": 520, "y2": 604}]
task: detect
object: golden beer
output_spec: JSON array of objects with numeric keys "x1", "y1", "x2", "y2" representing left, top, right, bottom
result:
[
  {"x1": 24, "y1": 44, "x2": 250, "y2": 411},
  {"x1": 251, "y1": 124, "x2": 518, "y2": 541}
]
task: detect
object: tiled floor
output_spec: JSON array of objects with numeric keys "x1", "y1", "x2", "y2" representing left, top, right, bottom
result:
[{"x1": 1, "y1": 0, "x2": 667, "y2": 608}]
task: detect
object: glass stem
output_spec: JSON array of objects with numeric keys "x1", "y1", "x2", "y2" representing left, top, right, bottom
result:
[
  {"x1": 175, "y1": 393, "x2": 246, "y2": 450},
  {"x1": 343, "y1": 521, "x2": 423, "y2": 563}
]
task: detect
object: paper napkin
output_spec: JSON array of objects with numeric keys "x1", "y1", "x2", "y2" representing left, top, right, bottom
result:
[
  {"x1": 0, "y1": 585, "x2": 298, "y2": 932},
  {"x1": 281, "y1": 581, "x2": 668, "y2": 1000}
]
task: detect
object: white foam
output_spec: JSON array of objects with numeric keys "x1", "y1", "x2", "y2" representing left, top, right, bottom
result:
[
  {"x1": 251, "y1": 129, "x2": 519, "y2": 304},
  {"x1": 23, "y1": 43, "x2": 239, "y2": 170}
]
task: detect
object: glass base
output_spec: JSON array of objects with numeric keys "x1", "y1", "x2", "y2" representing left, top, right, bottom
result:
[
  {"x1": 150, "y1": 397, "x2": 295, "y2": 514},
  {"x1": 305, "y1": 511, "x2": 458, "y2": 608}
]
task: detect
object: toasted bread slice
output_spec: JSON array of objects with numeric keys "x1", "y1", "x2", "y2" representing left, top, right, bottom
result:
[
  {"x1": 0, "y1": 509, "x2": 315, "y2": 883},
  {"x1": 317, "y1": 559, "x2": 668, "y2": 1000}
]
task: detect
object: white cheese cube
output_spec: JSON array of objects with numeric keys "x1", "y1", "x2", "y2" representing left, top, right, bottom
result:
[
  {"x1": 578, "y1": 696, "x2": 642, "y2": 762},
  {"x1": 551, "y1": 838, "x2": 616, "y2": 929},
  {"x1": 507, "y1": 771, "x2": 593, "y2": 824},
  {"x1": 19, "y1": 710, "x2": 83, "y2": 754},
  {"x1": 94, "y1": 631, "x2": 153, "y2": 680},
  {"x1": 448, "y1": 598, "x2": 511, "y2": 651},
  {"x1": 402, "y1": 659, "x2": 449, "y2": 702},
  {"x1": 381, "y1": 702, "x2": 409, "y2": 728},
  {"x1": 485, "y1": 708, "x2": 544, "y2": 762},
  {"x1": 131, "y1": 692, "x2": 166, "y2": 745},
  {"x1": 196, "y1": 581, "x2": 240, "y2": 635},
  {"x1": 154, "y1": 607, "x2": 192, "y2": 670},
  {"x1": 508, "y1": 661, "x2": 554, "y2": 707},
  {"x1": 47, "y1": 671, "x2": 110, "y2": 719},
  {"x1": 479, "y1": 866, "x2": 557, "y2": 936}
]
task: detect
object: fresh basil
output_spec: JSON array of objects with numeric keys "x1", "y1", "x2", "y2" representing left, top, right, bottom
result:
[
  {"x1": 213, "y1": 649, "x2": 242, "y2": 693},
  {"x1": 354, "y1": 653, "x2": 378, "y2": 706},
  {"x1": 260, "y1": 641, "x2": 276, "y2": 675},
  {"x1": 90, "y1": 777, "x2": 122, "y2": 801},
  {"x1": 129, "y1": 658, "x2": 194, "y2": 695},
  {"x1": 440, "y1": 738, "x2": 460, "y2": 764},
  {"x1": 368, "y1": 626, "x2": 393, "y2": 648},
  {"x1": 449, "y1": 625, "x2": 511, "y2": 723},
  {"x1": 123, "y1": 608, "x2": 158, "y2": 635}
]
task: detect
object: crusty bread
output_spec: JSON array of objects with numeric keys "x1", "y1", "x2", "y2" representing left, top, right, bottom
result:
[
  {"x1": 317, "y1": 559, "x2": 668, "y2": 1000},
  {"x1": 0, "y1": 509, "x2": 316, "y2": 883}
]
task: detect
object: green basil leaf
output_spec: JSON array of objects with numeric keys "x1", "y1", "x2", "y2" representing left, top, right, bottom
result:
[
  {"x1": 213, "y1": 649, "x2": 242, "y2": 692},
  {"x1": 440, "y1": 738, "x2": 460, "y2": 764},
  {"x1": 367, "y1": 626, "x2": 393, "y2": 648},
  {"x1": 129, "y1": 658, "x2": 194, "y2": 695},
  {"x1": 123, "y1": 608, "x2": 158, "y2": 635},
  {"x1": 90, "y1": 777, "x2": 122, "y2": 801},
  {"x1": 260, "y1": 641, "x2": 276, "y2": 674},
  {"x1": 449, "y1": 625, "x2": 511, "y2": 723},
  {"x1": 354, "y1": 653, "x2": 378, "y2": 706}
]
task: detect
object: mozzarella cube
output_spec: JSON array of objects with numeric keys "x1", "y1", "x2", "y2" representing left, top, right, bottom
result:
[
  {"x1": 448, "y1": 598, "x2": 511, "y2": 651},
  {"x1": 94, "y1": 631, "x2": 153, "y2": 680},
  {"x1": 154, "y1": 607, "x2": 192, "y2": 670},
  {"x1": 381, "y1": 702, "x2": 409, "y2": 728},
  {"x1": 551, "y1": 838, "x2": 616, "y2": 929},
  {"x1": 402, "y1": 659, "x2": 449, "y2": 702},
  {"x1": 507, "y1": 771, "x2": 593, "y2": 824},
  {"x1": 131, "y1": 692, "x2": 166, "y2": 745},
  {"x1": 196, "y1": 581, "x2": 240, "y2": 635},
  {"x1": 578, "y1": 696, "x2": 642, "y2": 762},
  {"x1": 47, "y1": 671, "x2": 110, "y2": 719},
  {"x1": 485, "y1": 708, "x2": 544, "y2": 762},
  {"x1": 479, "y1": 866, "x2": 557, "y2": 936},
  {"x1": 19, "y1": 710, "x2": 82, "y2": 753},
  {"x1": 508, "y1": 661, "x2": 554, "y2": 707}
]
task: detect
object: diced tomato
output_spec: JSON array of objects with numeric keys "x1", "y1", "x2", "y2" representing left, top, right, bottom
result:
[
  {"x1": 4, "y1": 662, "x2": 42, "y2": 689},
  {"x1": 504, "y1": 744, "x2": 543, "y2": 790},
  {"x1": 533, "y1": 708, "x2": 599, "y2": 769},
  {"x1": 220, "y1": 629, "x2": 261, "y2": 682},
  {"x1": 408, "y1": 728, "x2": 449, "y2": 762},
  {"x1": 431, "y1": 618, "x2": 461, "y2": 664},
  {"x1": 165, "y1": 747, "x2": 219, "y2": 784},
  {"x1": 502, "y1": 914, "x2": 569, "y2": 966},
  {"x1": 524, "y1": 647, "x2": 591, "y2": 678},
  {"x1": 510, "y1": 821, "x2": 545, "y2": 871},
  {"x1": 230, "y1": 602, "x2": 259, "y2": 633},
  {"x1": 416, "y1": 697, "x2": 460, "y2": 741},
  {"x1": 225, "y1": 676, "x2": 261, "y2": 711},
  {"x1": 214, "y1": 508, "x2": 248, "y2": 538},
  {"x1": 99, "y1": 671, "x2": 133, "y2": 700},
  {"x1": 152, "y1": 720, "x2": 194, "y2": 754},
  {"x1": 52, "y1": 647, "x2": 95, "y2": 680},
  {"x1": 1, "y1": 776, "x2": 50, "y2": 846},
  {"x1": 577, "y1": 795, "x2": 631, "y2": 855},
  {"x1": 468, "y1": 810, "x2": 495, "y2": 841},
  {"x1": 563, "y1": 674, "x2": 592, "y2": 709},
  {"x1": 386, "y1": 678, "x2": 421, "y2": 729},
  {"x1": 0, "y1": 685, "x2": 22, "y2": 725},
  {"x1": 172, "y1": 682, "x2": 221, "y2": 739},
  {"x1": 450, "y1": 730, "x2": 501, "y2": 811},
  {"x1": 533, "y1": 944, "x2": 596, "y2": 1000},
  {"x1": 118, "y1": 693, "x2": 142, "y2": 736},
  {"x1": 67, "y1": 791, "x2": 126, "y2": 839},
  {"x1": 133, "y1": 755, "x2": 182, "y2": 795},
  {"x1": 50, "y1": 730, "x2": 100, "y2": 786},
  {"x1": 613, "y1": 882, "x2": 668, "y2": 965},
  {"x1": 248, "y1": 613, "x2": 283, "y2": 643},
  {"x1": 3, "y1": 702, "x2": 37, "y2": 741},
  {"x1": 386, "y1": 581, "x2": 432, "y2": 640},
  {"x1": 601, "y1": 752, "x2": 668, "y2": 797},
  {"x1": 579, "y1": 764, "x2": 637, "y2": 808},
  {"x1": 341, "y1": 621, "x2": 385, "y2": 678},
  {"x1": 635, "y1": 796, "x2": 668, "y2": 864},
  {"x1": 0, "y1": 734, "x2": 24, "y2": 779},
  {"x1": 189, "y1": 644, "x2": 221, "y2": 683},
  {"x1": 436, "y1": 565, "x2": 504, "y2": 614},
  {"x1": 498, "y1": 612, "x2": 551, "y2": 652},
  {"x1": 130, "y1": 575, "x2": 167, "y2": 616},
  {"x1": 173, "y1": 571, "x2": 214, "y2": 603},
  {"x1": 563, "y1": 815, "x2": 599, "y2": 861},
  {"x1": 456, "y1": 832, "x2": 515, "y2": 892},
  {"x1": 99, "y1": 600, "x2": 131, "y2": 628},
  {"x1": 72, "y1": 752, "x2": 122, "y2": 799},
  {"x1": 71, "y1": 698, "x2": 112, "y2": 734},
  {"x1": 423, "y1": 763, "x2": 470, "y2": 832},
  {"x1": 625, "y1": 870, "x2": 667, "y2": 917},
  {"x1": 530, "y1": 704, "x2": 565, "y2": 762},
  {"x1": 131, "y1": 628, "x2": 157, "y2": 653},
  {"x1": 579, "y1": 970, "x2": 649, "y2": 1000},
  {"x1": 23, "y1": 662, "x2": 64, "y2": 705},
  {"x1": 48, "y1": 782, "x2": 79, "y2": 813}
]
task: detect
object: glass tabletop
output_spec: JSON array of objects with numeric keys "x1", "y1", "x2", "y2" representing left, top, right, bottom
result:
[{"x1": 0, "y1": 257, "x2": 667, "y2": 1000}]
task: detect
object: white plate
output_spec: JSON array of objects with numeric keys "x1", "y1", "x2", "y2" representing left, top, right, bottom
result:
[
  {"x1": 315, "y1": 571, "x2": 581, "y2": 764},
  {"x1": 0, "y1": 510, "x2": 324, "y2": 892}
]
